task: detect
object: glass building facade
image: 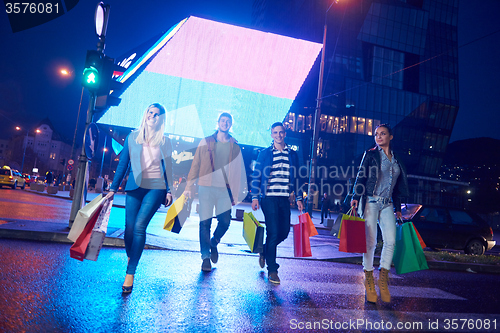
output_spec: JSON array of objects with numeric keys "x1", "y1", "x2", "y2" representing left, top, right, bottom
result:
[{"x1": 252, "y1": 0, "x2": 461, "y2": 205}]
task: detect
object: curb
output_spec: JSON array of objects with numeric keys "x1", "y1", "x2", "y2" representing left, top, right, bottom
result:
[
  {"x1": 23, "y1": 189, "x2": 127, "y2": 209},
  {"x1": 425, "y1": 260, "x2": 500, "y2": 274},
  {"x1": 2, "y1": 228, "x2": 499, "y2": 274}
]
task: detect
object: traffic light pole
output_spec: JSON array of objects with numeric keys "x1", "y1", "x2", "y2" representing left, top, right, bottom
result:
[
  {"x1": 69, "y1": 93, "x2": 96, "y2": 227},
  {"x1": 69, "y1": 2, "x2": 112, "y2": 227}
]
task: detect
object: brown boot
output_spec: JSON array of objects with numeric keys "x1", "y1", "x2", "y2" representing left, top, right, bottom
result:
[
  {"x1": 378, "y1": 268, "x2": 391, "y2": 302},
  {"x1": 364, "y1": 270, "x2": 377, "y2": 303}
]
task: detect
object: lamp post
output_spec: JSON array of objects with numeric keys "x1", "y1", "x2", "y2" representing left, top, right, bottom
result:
[
  {"x1": 57, "y1": 66, "x2": 82, "y2": 185},
  {"x1": 306, "y1": 0, "x2": 339, "y2": 215},
  {"x1": 15, "y1": 126, "x2": 40, "y2": 174}
]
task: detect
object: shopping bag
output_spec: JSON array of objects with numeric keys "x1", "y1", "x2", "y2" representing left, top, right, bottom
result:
[
  {"x1": 85, "y1": 198, "x2": 113, "y2": 261},
  {"x1": 413, "y1": 224, "x2": 426, "y2": 249},
  {"x1": 330, "y1": 213, "x2": 344, "y2": 238},
  {"x1": 242, "y1": 212, "x2": 265, "y2": 253},
  {"x1": 393, "y1": 222, "x2": 429, "y2": 274},
  {"x1": 298, "y1": 212, "x2": 318, "y2": 237},
  {"x1": 397, "y1": 218, "x2": 426, "y2": 249},
  {"x1": 68, "y1": 195, "x2": 105, "y2": 242},
  {"x1": 163, "y1": 194, "x2": 189, "y2": 234},
  {"x1": 70, "y1": 203, "x2": 104, "y2": 261},
  {"x1": 338, "y1": 208, "x2": 367, "y2": 253},
  {"x1": 293, "y1": 217, "x2": 312, "y2": 257}
]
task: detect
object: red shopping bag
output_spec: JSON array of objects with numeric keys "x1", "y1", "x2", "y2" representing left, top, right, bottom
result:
[
  {"x1": 398, "y1": 218, "x2": 426, "y2": 249},
  {"x1": 338, "y1": 208, "x2": 367, "y2": 253},
  {"x1": 293, "y1": 218, "x2": 312, "y2": 257},
  {"x1": 70, "y1": 204, "x2": 104, "y2": 261},
  {"x1": 413, "y1": 224, "x2": 426, "y2": 249},
  {"x1": 298, "y1": 212, "x2": 318, "y2": 237}
]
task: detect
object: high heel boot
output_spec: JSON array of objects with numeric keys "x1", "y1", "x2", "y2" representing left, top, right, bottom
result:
[
  {"x1": 378, "y1": 268, "x2": 391, "y2": 302},
  {"x1": 364, "y1": 270, "x2": 377, "y2": 303}
]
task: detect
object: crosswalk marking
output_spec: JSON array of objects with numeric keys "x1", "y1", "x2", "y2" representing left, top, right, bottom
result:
[
  {"x1": 276, "y1": 282, "x2": 466, "y2": 300},
  {"x1": 280, "y1": 265, "x2": 404, "y2": 279}
]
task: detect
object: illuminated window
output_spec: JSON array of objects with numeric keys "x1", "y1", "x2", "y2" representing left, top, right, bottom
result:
[
  {"x1": 285, "y1": 113, "x2": 295, "y2": 131},
  {"x1": 297, "y1": 115, "x2": 305, "y2": 133},
  {"x1": 367, "y1": 119, "x2": 373, "y2": 136},
  {"x1": 327, "y1": 116, "x2": 335, "y2": 133},
  {"x1": 349, "y1": 116, "x2": 357, "y2": 133},
  {"x1": 320, "y1": 115, "x2": 328, "y2": 132},
  {"x1": 357, "y1": 117, "x2": 365, "y2": 134},
  {"x1": 306, "y1": 115, "x2": 313, "y2": 131},
  {"x1": 339, "y1": 116, "x2": 347, "y2": 133}
]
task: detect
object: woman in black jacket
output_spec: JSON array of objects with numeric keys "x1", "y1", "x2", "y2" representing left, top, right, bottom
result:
[{"x1": 350, "y1": 124, "x2": 409, "y2": 303}]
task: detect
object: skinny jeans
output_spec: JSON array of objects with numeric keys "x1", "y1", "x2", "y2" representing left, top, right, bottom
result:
[
  {"x1": 362, "y1": 196, "x2": 396, "y2": 271},
  {"x1": 125, "y1": 187, "x2": 166, "y2": 274}
]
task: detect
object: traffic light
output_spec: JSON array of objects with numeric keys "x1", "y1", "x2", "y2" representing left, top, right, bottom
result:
[
  {"x1": 94, "y1": 56, "x2": 126, "y2": 109},
  {"x1": 82, "y1": 50, "x2": 103, "y2": 92}
]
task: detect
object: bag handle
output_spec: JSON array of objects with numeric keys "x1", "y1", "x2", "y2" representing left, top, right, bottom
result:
[{"x1": 345, "y1": 206, "x2": 358, "y2": 217}]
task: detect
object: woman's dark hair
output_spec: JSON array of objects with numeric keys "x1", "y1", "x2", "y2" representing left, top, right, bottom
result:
[
  {"x1": 375, "y1": 123, "x2": 393, "y2": 136},
  {"x1": 374, "y1": 123, "x2": 393, "y2": 150}
]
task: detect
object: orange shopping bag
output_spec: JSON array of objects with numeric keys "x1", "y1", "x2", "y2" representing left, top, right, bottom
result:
[{"x1": 298, "y1": 212, "x2": 318, "y2": 237}]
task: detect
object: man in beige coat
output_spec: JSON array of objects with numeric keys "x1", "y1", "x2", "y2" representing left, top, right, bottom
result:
[{"x1": 184, "y1": 113, "x2": 247, "y2": 271}]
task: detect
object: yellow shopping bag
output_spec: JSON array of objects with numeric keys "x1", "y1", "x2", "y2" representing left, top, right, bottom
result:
[
  {"x1": 164, "y1": 194, "x2": 188, "y2": 233},
  {"x1": 243, "y1": 212, "x2": 264, "y2": 253}
]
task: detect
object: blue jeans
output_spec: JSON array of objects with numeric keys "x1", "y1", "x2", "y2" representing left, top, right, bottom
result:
[
  {"x1": 125, "y1": 187, "x2": 166, "y2": 274},
  {"x1": 260, "y1": 196, "x2": 291, "y2": 273},
  {"x1": 363, "y1": 196, "x2": 396, "y2": 271},
  {"x1": 198, "y1": 186, "x2": 232, "y2": 260}
]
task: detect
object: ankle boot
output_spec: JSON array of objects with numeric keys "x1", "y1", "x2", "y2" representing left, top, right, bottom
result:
[
  {"x1": 364, "y1": 270, "x2": 377, "y2": 303},
  {"x1": 378, "y1": 268, "x2": 391, "y2": 302}
]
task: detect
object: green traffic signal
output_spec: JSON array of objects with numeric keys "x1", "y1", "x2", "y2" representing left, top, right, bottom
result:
[
  {"x1": 81, "y1": 50, "x2": 103, "y2": 91},
  {"x1": 83, "y1": 66, "x2": 98, "y2": 86}
]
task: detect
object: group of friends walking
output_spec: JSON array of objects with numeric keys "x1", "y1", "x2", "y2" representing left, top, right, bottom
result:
[{"x1": 105, "y1": 103, "x2": 409, "y2": 304}]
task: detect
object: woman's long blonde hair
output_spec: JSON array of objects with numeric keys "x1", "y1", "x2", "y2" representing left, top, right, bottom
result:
[{"x1": 135, "y1": 103, "x2": 166, "y2": 146}]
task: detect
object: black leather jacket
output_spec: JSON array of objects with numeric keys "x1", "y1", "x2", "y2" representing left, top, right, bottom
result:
[{"x1": 350, "y1": 147, "x2": 409, "y2": 213}]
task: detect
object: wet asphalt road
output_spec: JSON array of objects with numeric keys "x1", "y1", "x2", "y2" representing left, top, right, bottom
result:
[
  {"x1": 0, "y1": 189, "x2": 73, "y2": 223},
  {"x1": 1, "y1": 239, "x2": 500, "y2": 333}
]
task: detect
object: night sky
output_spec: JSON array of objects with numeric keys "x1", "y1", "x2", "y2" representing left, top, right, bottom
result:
[{"x1": 1, "y1": 0, "x2": 499, "y2": 145}]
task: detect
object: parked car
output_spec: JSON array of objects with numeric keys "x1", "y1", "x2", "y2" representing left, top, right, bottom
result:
[
  {"x1": 0, "y1": 166, "x2": 26, "y2": 189},
  {"x1": 401, "y1": 204, "x2": 496, "y2": 255},
  {"x1": 22, "y1": 174, "x2": 32, "y2": 184}
]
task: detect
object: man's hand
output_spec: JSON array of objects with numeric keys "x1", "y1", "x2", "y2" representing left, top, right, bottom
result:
[
  {"x1": 251, "y1": 199, "x2": 259, "y2": 211},
  {"x1": 183, "y1": 190, "x2": 191, "y2": 199},
  {"x1": 297, "y1": 200, "x2": 304, "y2": 212},
  {"x1": 165, "y1": 193, "x2": 173, "y2": 206}
]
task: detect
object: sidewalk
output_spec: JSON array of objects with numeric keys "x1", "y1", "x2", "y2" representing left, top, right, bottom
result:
[{"x1": 1, "y1": 188, "x2": 499, "y2": 274}]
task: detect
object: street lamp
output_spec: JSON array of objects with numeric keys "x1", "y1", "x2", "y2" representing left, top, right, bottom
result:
[
  {"x1": 306, "y1": 0, "x2": 340, "y2": 214},
  {"x1": 15, "y1": 126, "x2": 41, "y2": 174}
]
